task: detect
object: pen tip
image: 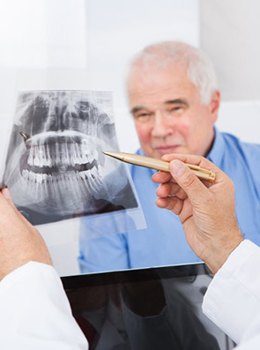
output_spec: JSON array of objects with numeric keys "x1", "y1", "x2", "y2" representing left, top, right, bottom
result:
[
  {"x1": 103, "y1": 151, "x2": 121, "y2": 160},
  {"x1": 103, "y1": 151, "x2": 116, "y2": 156},
  {"x1": 103, "y1": 151, "x2": 112, "y2": 157}
]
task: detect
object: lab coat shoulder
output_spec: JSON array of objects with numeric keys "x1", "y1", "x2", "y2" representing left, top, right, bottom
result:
[
  {"x1": 202, "y1": 240, "x2": 260, "y2": 345},
  {"x1": 0, "y1": 262, "x2": 88, "y2": 350}
]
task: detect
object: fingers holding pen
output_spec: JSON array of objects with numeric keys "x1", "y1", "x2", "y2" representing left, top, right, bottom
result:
[
  {"x1": 156, "y1": 181, "x2": 187, "y2": 200},
  {"x1": 152, "y1": 169, "x2": 187, "y2": 210},
  {"x1": 161, "y1": 153, "x2": 229, "y2": 185},
  {"x1": 152, "y1": 153, "x2": 220, "y2": 191},
  {"x1": 162, "y1": 153, "x2": 214, "y2": 171},
  {"x1": 152, "y1": 171, "x2": 173, "y2": 184},
  {"x1": 156, "y1": 195, "x2": 183, "y2": 215},
  {"x1": 153, "y1": 168, "x2": 189, "y2": 219},
  {"x1": 154, "y1": 154, "x2": 232, "y2": 207},
  {"x1": 153, "y1": 159, "x2": 209, "y2": 204},
  {"x1": 156, "y1": 195, "x2": 193, "y2": 224}
]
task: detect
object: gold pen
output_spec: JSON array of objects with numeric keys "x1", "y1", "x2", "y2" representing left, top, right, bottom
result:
[{"x1": 103, "y1": 151, "x2": 216, "y2": 182}]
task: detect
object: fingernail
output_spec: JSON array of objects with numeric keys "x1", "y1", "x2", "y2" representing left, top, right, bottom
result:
[
  {"x1": 170, "y1": 160, "x2": 185, "y2": 177},
  {"x1": 2, "y1": 188, "x2": 11, "y2": 199}
]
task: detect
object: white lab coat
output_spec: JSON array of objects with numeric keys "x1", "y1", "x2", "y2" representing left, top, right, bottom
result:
[
  {"x1": 0, "y1": 262, "x2": 88, "y2": 350},
  {"x1": 203, "y1": 239, "x2": 260, "y2": 349}
]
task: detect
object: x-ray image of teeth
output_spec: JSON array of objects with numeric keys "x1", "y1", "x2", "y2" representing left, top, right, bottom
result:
[{"x1": 3, "y1": 90, "x2": 138, "y2": 225}]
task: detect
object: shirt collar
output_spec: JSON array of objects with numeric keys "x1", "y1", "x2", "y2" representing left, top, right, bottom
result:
[
  {"x1": 207, "y1": 127, "x2": 225, "y2": 165},
  {"x1": 136, "y1": 148, "x2": 144, "y2": 156}
]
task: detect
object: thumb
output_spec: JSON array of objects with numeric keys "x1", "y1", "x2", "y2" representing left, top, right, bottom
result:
[
  {"x1": 2, "y1": 188, "x2": 16, "y2": 208},
  {"x1": 1, "y1": 188, "x2": 33, "y2": 227},
  {"x1": 170, "y1": 160, "x2": 209, "y2": 203}
]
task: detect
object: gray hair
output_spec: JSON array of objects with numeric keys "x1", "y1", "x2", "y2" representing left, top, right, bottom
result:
[{"x1": 128, "y1": 41, "x2": 218, "y2": 104}]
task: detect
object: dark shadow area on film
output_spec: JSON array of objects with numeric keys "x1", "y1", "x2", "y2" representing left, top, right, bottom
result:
[{"x1": 63, "y1": 264, "x2": 235, "y2": 350}]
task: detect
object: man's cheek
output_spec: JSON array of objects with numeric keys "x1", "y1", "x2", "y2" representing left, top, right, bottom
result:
[
  {"x1": 135, "y1": 125, "x2": 150, "y2": 143},
  {"x1": 177, "y1": 122, "x2": 190, "y2": 140}
]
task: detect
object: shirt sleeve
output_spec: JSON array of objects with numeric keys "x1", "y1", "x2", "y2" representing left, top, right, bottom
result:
[
  {"x1": 202, "y1": 239, "x2": 260, "y2": 345},
  {"x1": 0, "y1": 261, "x2": 88, "y2": 350}
]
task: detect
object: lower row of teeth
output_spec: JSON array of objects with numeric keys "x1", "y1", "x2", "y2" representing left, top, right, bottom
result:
[{"x1": 21, "y1": 167, "x2": 104, "y2": 195}]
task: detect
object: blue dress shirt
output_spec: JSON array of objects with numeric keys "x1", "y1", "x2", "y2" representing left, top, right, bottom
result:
[{"x1": 79, "y1": 128, "x2": 260, "y2": 273}]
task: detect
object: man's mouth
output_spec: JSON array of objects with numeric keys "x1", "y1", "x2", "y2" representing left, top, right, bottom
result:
[{"x1": 154, "y1": 145, "x2": 183, "y2": 155}]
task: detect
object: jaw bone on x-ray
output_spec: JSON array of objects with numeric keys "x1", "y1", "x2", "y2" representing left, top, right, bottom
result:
[{"x1": 3, "y1": 90, "x2": 138, "y2": 225}]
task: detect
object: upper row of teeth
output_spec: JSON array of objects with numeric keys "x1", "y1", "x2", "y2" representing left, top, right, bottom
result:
[{"x1": 27, "y1": 143, "x2": 97, "y2": 167}]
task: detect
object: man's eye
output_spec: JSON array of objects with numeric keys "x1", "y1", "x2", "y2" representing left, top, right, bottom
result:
[
  {"x1": 168, "y1": 106, "x2": 183, "y2": 114},
  {"x1": 134, "y1": 113, "x2": 152, "y2": 122}
]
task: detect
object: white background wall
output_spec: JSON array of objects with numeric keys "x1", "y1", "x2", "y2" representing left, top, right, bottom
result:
[
  {"x1": 200, "y1": 0, "x2": 260, "y2": 144},
  {"x1": 0, "y1": 0, "x2": 259, "y2": 276}
]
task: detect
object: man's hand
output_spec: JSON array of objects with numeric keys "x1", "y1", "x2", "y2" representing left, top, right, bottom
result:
[
  {"x1": 0, "y1": 188, "x2": 52, "y2": 280},
  {"x1": 152, "y1": 154, "x2": 243, "y2": 274}
]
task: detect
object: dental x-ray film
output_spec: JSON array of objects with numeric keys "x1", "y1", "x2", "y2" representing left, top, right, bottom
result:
[{"x1": 3, "y1": 90, "x2": 142, "y2": 227}]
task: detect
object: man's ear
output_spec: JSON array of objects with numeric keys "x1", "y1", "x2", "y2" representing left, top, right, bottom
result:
[{"x1": 209, "y1": 90, "x2": 221, "y2": 122}]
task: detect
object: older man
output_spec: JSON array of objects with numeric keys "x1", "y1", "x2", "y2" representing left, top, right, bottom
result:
[{"x1": 79, "y1": 41, "x2": 260, "y2": 272}]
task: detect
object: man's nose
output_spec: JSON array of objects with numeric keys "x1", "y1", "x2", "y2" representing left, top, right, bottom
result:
[{"x1": 151, "y1": 111, "x2": 173, "y2": 138}]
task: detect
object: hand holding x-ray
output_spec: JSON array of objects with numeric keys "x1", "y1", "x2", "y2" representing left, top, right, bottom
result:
[{"x1": 0, "y1": 188, "x2": 52, "y2": 280}]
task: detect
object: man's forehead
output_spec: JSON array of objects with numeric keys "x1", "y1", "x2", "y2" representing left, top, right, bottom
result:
[
  {"x1": 128, "y1": 63, "x2": 191, "y2": 94},
  {"x1": 128, "y1": 60, "x2": 188, "y2": 83},
  {"x1": 127, "y1": 67, "x2": 199, "y2": 112}
]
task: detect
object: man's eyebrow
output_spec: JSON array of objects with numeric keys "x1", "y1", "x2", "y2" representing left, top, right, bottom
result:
[
  {"x1": 130, "y1": 105, "x2": 148, "y2": 115},
  {"x1": 130, "y1": 99, "x2": 189, "y2": 114},
  {"x1": 164, "y1": 99, "x2": 189, "y2": 106}
]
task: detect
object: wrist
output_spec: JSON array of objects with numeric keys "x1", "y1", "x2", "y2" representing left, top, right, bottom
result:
[{"x1": 205, "y1": 230, "x2": 244, "y2": 274}]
